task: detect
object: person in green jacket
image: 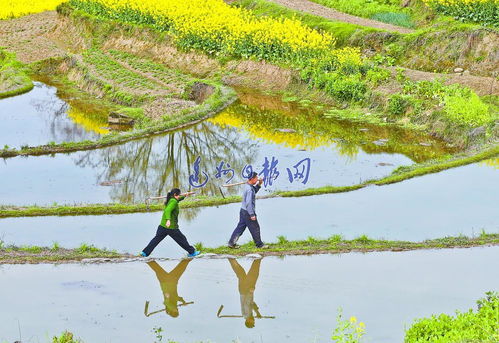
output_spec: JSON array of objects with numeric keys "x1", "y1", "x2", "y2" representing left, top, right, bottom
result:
[{"x1": 141, "y1": 188, "x2": 200, "y2": 257}]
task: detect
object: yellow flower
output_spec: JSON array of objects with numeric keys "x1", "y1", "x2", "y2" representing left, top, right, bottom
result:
[
  {"x1": 0, "y1": 0, "x2": 65, "y2": 19},
  {"x1": 349, "y1": 316, "x2": 357, "y2": 323}
]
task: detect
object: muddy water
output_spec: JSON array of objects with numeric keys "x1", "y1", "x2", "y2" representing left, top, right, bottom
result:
[
  {"x1": 0, "y1": 247, "x2": 497, "y2": 343},
  {"x1": 0, "y1": 82, "x2": 109, "y2": 147},
  {"x1": 1, "y1": 162, "x2": 497, "y2": 255},
  {"x1": 0, "y1": 91, "x2": 454, "y2": 206}
]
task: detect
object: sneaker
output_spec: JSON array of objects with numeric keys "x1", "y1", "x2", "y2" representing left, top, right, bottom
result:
[
  {"x1": 188, "y1": 250, "x2": 201, "y2": 258},
  {"x1": 139, "y1": 251, "x2": 147, "y2": 257},
  {"x1": 258, "y1": 244, "x2": 270, "y2": 249},
  {"x1": 228, "y1": 243, "x2": 240, "y2": 249}
]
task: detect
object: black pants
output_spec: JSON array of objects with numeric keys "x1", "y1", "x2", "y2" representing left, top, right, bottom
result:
[
  {"x1": 229, "y1": 209, "x2": 264, "y2": 247},
  {"x1": 143, "y1": 225, "x2": 195, "y2": 256}
]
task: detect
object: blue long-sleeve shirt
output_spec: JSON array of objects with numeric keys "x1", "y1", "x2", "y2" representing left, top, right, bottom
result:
[{"x1": 241, "y1": 183, "x2": 261, "y2": 216}]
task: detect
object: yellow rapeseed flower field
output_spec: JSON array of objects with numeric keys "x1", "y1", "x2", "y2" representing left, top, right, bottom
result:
[
  {"x1": 0, "y1": 0, "x2": 65, "y2": 20},
  {"x1": 73, "y1": 0, "x2": 336, "y2": 54}
]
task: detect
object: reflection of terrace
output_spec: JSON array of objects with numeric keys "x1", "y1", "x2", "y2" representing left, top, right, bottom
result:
[
  {"x1": 209, "y1": 94, "x2": 457, "y2": 163},
  {"x1": 29, "y1": 83, "x2": 105, "y2": 143}
]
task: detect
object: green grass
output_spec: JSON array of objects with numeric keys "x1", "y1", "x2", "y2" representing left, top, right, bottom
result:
[
  {"x1": 0, "y1": 48, "x2": 34, "y2": 99},
  {"x1": 309, "y1": 0, "x2": 415, "y2": 28},
  {"x1": 107, "y1": 49, "x2": 189, "y2": 91},
  {"x1": 0, "y1": 145, "x2": 496, "y2": 218},
  {"x1": 201, "y1": 233, "x2": 499, "y2": 256},
  {"x1": 0, "y1": 242, "x2": 124, "y2": 264},
  {"x1": 371, "y1": 12, "x2": 415, "y2": 28}
]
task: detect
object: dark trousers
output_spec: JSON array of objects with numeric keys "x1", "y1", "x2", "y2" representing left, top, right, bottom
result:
[
  {"x1": 229, "y1": 209, "x2": 264, "y2": 247},
  {"x1": 143, "y1": 225, "x2": 195, "y2": 256}
]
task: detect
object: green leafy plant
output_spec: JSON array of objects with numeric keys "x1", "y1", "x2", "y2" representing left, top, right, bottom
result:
[
  {"x1": 405, "y1": 291, "x2": 499, "y2": 343},
  {"x1": 332, "y1": 308, "x2": 366, "y2": 343},
  {"x1": 52, "y1": 331, "x2": 82, "y2": 343},
  {"x1": 388, "y1": 94, "x2": 414, "y2": 116}
]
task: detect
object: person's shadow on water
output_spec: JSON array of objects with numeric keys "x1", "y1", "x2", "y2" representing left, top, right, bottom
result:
[
  {"x1": 217, "y1": 258, "x2": 275, "y2": 328},
  {"x1": 144, "y1": 259, "x2": 193, "y2": 318}
]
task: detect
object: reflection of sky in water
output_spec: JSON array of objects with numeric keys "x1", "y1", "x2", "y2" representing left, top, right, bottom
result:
[
  {"x1": 0, "y1": 248, "x2": 498, "y2": 342},
  {"x1": 1, "y1": 162, "x2": 497, "y2": 251},
  {"x1": 0, "y1": 82, "x2": 106, "y2": 147},
  {"x1": 0, "y1": 96, "x2": 454, "y2": 205}
]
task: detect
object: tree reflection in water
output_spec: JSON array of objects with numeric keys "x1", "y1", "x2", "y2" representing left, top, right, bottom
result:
[{"x1": 73, "y1": 120, "x2": 259, "y2": 206}]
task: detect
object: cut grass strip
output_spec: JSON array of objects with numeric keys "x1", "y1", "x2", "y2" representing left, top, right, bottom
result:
[
  {"x1": 201, "y1": 233, "x2": 499, "y2": 256},
  {"x1": 0, "y1": 242, "x2": 127, "y2": 264}
]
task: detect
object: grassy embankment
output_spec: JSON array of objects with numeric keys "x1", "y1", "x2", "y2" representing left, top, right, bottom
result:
[
  {"x1": 198, "y1": 232, "x2": 499, "y2": 256},
  {"x1": 236, "y1": 0, "x2": 499, "y2": 76},
  {"x1": 0, "y1": 48, "x2": 33, "y2": 98},
  {"x1": 1, "y1": 233, "x2": 497, "y2": 263},
  {"x1": 0, "y1": 144, "x2": 497, "y2": 218},
  {"x1": 0, "y1": 241, "x2": 127, "y2": 264}
]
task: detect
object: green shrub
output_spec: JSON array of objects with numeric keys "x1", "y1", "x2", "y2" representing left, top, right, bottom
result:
[
  {"x1": 388, "y1": 94, "x2": 413, "y2": 115},
  {"x1": 53, "y1": 331, "x2": 82, "y2": 343},
  {"x1": 366, "y1": 67, "x2": 391, "y2": 87},
  {"x1": 402, "y1": 80, "x2": 492, "y2": 126},
  {"x1": 405, "y1": 292, "x2": 499, "y2": 343},
  {"x1": 444, "y1": 91, "x2": 490, "y2": 127}
]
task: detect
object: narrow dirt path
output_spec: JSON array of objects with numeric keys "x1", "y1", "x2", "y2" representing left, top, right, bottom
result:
[{"x1": 265, "y1": 0, "x2": 414, "y2": 34}]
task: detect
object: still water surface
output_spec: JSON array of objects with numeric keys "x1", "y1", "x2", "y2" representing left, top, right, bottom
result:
[
  {"x1": 0, "y1": 247, "x2": 497, "y2": 343},
  {"x1": 0, "y1": 162, "x2": 497, "y2": 254},
  {"x1": 0, "y1": 91, "x2": 454, "y2": 205},
  {"x1": 0, "y1": 82, "x2": 109, "y2": 147}
]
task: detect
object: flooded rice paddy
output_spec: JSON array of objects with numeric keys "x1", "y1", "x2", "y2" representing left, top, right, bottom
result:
[
  {"x1": 0, "y1": 82, "x2": 109, "y2": 148},
  {"x1": 1, "y1": 161, "x2": 497, "y2": 255},
  {"x1": 0, "y1": 80, "x2": 496, "y2": 343},
  {"x1": 0, "y1": 247, "x2": 498, "y2": 343},
  {"x1": 0, "y1": 90, "x2": 455, "y2": 206}
]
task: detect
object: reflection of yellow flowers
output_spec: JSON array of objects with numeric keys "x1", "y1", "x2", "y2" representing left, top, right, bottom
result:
[
  {"x1": 67, "y1": 106, "x2": 109, "y2": 135},
  {"x1": 208, "y1": 109, "x2": 330, "y2": 150},
  {"x1": 0, "y1": 0, "x2": 65, "y2": 19},
  {"x1": 481, "y1": 158, "x2": 499, "y2": 169},
  {"x1": 349, "y1": 316, "x2": 357, "y2": 323}
]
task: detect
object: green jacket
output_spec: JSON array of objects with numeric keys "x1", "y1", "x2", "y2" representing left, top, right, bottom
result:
[{"x1": 160, "y1": 196, "x2": 185, "y2": 229}]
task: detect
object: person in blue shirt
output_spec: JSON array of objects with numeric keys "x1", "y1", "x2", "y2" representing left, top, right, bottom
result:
[{"x1": 228, "y1": 172, "x2": 268, "y2": 249}]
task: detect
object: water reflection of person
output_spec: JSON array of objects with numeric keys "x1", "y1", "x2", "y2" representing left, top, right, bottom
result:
[
  {"x1": 144, "y1": 260, "x2": 193, "y2": 318},
  {"x1": 225, "y1": 258, "x2": 266, "y2": 328}
]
